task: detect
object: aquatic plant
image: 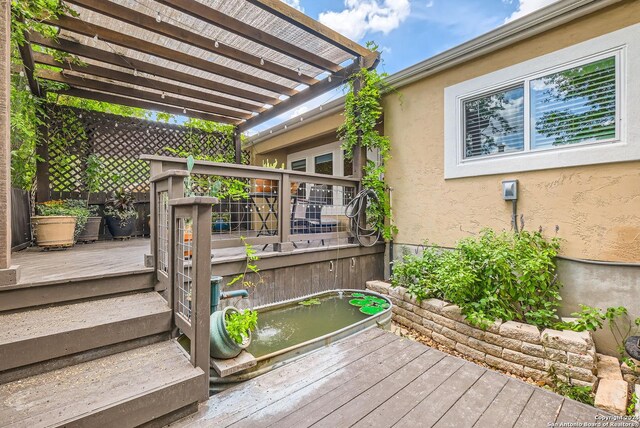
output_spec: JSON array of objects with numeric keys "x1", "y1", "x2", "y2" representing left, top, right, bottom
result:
[
  {"x1": 298, "y1": 298, "x2": 321, "y2": 306},
  {"x1": 349, "y1": 293, "x2": 390, "y2": 315}
]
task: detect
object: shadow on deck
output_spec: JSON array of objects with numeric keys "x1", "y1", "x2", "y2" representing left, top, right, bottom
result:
[{"x1": 172, "y1": 328, "x2": 607, "y2": 428}]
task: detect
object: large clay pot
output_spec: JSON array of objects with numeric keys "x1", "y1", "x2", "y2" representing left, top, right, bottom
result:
[
  {"x1": 77, "y1": 216, "x2": 101, "y2": 243},
  {"x1": 210, "y1": 306, "x2": 251, "y2": 359},
  {"x1": 31, "y1": 216, "x2": 76, "y2": 248},
  {"x1": 105, "y1": 216, "x2": 134, "y2": 239}
]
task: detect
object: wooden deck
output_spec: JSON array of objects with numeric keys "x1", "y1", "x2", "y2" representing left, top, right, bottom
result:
[
  {"x1": 173, "y1": 329, "x2": 605, "y2": 428},
  {"x1": 11, "y1": 237, "x2": 355, "y2": 286}
]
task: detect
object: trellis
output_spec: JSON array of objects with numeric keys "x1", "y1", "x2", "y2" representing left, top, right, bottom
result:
[{"x1": 38, "y1": 104, "x2": 244, "y2": 201}]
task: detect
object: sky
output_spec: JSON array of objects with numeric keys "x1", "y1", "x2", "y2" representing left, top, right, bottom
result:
[{"x1": 248, "y1": 0, "x2": 559, "y2": 135}]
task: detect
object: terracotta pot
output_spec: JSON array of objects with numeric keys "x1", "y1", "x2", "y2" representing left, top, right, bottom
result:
[
  {"x1": 77, "y1": 216, "x2": 101, "y2": 243},
  {"x1": 31, "y1": 216, "x2": 76, "y2": 248},
  {"x1": 255, "y1": 178, "x2": 276, "y2": 193}
]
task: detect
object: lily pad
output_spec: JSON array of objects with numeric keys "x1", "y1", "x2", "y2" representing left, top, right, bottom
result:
[
  {"x1": 360, "y1": 305, "x2": 386, "y2": 315},
  {"x1": 348, "y1": 294, "x2": 391, "y2": 316}
]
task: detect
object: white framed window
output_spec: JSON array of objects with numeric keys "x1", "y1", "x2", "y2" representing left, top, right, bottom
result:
[{"x1": 444, "y1": 24, "x2": 640, "y2": 179}]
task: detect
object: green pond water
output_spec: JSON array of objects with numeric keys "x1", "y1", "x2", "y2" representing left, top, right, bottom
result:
[{"x1": 246, "y1": 294, "x2": 370, "y2": 358}]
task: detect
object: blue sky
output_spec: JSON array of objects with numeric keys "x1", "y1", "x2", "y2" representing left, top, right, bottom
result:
[{"x1": 248, "y1": 0, "x2": 558, "y2": 134}]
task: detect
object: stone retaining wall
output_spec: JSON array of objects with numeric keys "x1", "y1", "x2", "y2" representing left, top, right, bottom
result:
[{"x1": 367, "y1": 280, "x2": 598, "y2": 387}]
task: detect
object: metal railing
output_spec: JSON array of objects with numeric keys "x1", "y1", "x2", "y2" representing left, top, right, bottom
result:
[{"x1": 144, "y1": 155, "x2": 360, "y2": 251}]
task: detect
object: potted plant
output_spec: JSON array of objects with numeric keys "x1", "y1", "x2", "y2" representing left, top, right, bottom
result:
[
  {"x1": 104, "y1": 188, "x2": 138, "y2": 239},
  {"x1": 210, "y1": 307, "x2": 258, "y2": 359},
  {"x1": 77, "y1": 155, "x2": 105, "y2": 243},
  {"x1": 212, "y1": 212, "x2": 231, "y2": 232},
  {"x1": 31, "y1": 200, "x2": 80, "y2": 249}
]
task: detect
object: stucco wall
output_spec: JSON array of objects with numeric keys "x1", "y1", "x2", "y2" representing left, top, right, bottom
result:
[{"x1": 383, "y1": 1, "x2": 640, "y2": 262}]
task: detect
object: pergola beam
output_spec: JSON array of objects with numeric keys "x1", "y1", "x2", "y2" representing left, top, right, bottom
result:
[
  {"x1": 55, "y1": 87, "x2": 241, "y2": 124},
  {"x1": 17, "y1": 27, "x2": 41, "y2": 96},
  {"x1": 238, "y1": 52, "x2": 380, "y2": 132},
  {"x1": 32, "y1": 52, "x2": 263, "y2": 113},
  {"x1": 155, "y1": 0, "x2": 341, "y2": 73},
  {"x1": 47, "y1": 15, "x2": 296, "y2": 96},
  {"x1": 37, "y1": 68, "x2": 250, "y2": 121},
  {"x1": 64, "y1": 0, "x2": 317, "y2": 86},
  {"x1": 30, "y1": 33, "x2": 279, "y2": 105},
  {"x1": 245, "y1": 0, "x2": 371, "y2": 58}
]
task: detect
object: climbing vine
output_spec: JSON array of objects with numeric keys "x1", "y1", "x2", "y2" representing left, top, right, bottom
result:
[
  {"x1": 339, "y1": 43, "x2": 397, "y2": 240},
  {"x1": 8, "y1": 1, "x2": 236, "y2": 193}
]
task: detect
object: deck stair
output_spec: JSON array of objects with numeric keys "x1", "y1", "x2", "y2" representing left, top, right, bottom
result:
[{"x1": 0, "y1": 274, "x2": 206, "y2": 427}]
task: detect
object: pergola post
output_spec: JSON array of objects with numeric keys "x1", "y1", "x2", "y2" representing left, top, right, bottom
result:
[
  {"x1": 233, "y1": 126, "x2": 242, "y2": 164},
  {"x1": 0, "y1": 1, "x2": 20, "y2": 285},
  {"x1": 351, "y1": 56, "x2": 367, "y2": 180}
]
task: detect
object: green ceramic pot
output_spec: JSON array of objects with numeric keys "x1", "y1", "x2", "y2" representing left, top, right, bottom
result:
[{"x1": 210, "y1": 306, "x2": 251, "y2": 359}]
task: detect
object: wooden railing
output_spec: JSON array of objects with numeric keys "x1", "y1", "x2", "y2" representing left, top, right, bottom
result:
[
  {"x1": 149, "y1": 175, "x2": 214, "y2": 400},
  {"x1": 145, "y1": 155, "x2": 363, "y2": 397},
  {"x1": 144, "y1": 154, "x2": 361, "y2": 251},
  {"x1": 169, "y1": 196, "x2": 214, "y2": 401}
]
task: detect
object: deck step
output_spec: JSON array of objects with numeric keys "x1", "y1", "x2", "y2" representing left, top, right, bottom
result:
[
  {"x1": 0, "y1": 340, "x2": 205, "y2": 428},
  {"x1": 0, "y1": 292, "x2": 171, "y2": 372},
  {"x1": 0, "y1": 270, "x2": 155, "y2": 312}
]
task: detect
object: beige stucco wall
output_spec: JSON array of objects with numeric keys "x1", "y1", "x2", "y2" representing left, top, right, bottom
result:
[{"x1": 384, "y1": 1, "x2": 640, "y2": 263}]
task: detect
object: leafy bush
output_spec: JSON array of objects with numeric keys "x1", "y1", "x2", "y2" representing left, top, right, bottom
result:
[
  {"x1": 36, "y1": 199, "x2": 91, "y2": 239},
  {"x1": 391, "y1": 229, "x2": 562, "y2": 328},
  {"x1": 225, "y1": 309, "x2": 258, "y2": 345},
  {"x1": 557, "y1": 305, "x2": 640, "y2": 366}
]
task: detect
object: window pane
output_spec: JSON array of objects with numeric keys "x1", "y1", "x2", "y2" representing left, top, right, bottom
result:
[
  {"x1": 531, "y1": 56, "x2": 616, "y2": 149},
  {"x1": 291, "y1": 159, "x2": 306, "y2": 171},
  {"x1": 464, "y1": 85, "x2": 524, "y2": 159},
  {"x1": 314, "y1": 153, "x2": 333, "y2": 175}
]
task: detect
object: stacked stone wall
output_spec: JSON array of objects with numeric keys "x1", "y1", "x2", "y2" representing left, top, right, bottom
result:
[{"x1": 367, "y1": 281, "x2": 598, "y2": 387}]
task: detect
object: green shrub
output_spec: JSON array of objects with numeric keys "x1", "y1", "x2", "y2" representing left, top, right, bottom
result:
[{"x1": 391, "y1": 229, "x2": 562, "y2": 328}]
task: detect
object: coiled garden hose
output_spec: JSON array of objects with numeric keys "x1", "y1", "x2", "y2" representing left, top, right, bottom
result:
[{"x1": 345, "y1": 188, "x2": 381, "y2": 247}]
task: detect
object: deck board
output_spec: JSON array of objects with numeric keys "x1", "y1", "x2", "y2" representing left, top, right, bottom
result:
[
  {"x1": 173, "y1": 330, "x2": 609, "y2": 428},
  {"x1": 10, "y1": 238, "x2": 355, "y2": 286},
  {"x1": 229, "y1": 333, "x2": 413, "y2": 428}
]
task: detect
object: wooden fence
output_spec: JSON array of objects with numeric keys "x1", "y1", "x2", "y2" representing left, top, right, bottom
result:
[{"x1": 11, "y1": 188, "x2": 31, "y2": 251}]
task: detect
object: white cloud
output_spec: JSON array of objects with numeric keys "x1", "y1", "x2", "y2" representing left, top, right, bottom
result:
[
  {"x1": 281, "y1": 0, "x2": 303, "y2": 12},
  {"x1": 506, "y1": 0, "x2": 559, "y2": 22},
  {"x1": 318, "y1": 0, "x2": 411, "y2": 41}
]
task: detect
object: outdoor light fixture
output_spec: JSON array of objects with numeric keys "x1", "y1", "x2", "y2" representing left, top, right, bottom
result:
[{"x1": 502, "y1": 179, "x2": 519, "y2": 232}]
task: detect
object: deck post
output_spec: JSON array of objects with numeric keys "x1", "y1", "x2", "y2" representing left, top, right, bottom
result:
[
  {"x1": 274, "y1": 172, "x2": 294, "y2": 252},
  {"x1": 0, "y1": 1, "x2": 20, "y2": 285}
]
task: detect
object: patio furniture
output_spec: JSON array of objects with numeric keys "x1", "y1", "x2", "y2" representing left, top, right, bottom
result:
[{"x1": 291, "y1": 185, "x2": 338, "y2": 245}]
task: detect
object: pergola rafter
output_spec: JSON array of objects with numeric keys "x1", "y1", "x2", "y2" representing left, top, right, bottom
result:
[{"x1": 22, "y1": 0, "x2": 377, "y2": 133}]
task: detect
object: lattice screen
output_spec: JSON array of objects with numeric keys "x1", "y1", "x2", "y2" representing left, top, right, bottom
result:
[{"x1": 44, "y1": 104, "x2": 246, "y2": 196}]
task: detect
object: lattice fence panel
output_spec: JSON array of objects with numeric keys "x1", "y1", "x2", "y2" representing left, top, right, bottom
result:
[{"x1": 44, "y1": 104, "x2": 240, "y2": 196}]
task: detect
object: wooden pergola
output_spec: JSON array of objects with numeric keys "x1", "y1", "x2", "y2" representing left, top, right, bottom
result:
[
  {"x1": 20, "y1": 0, "x2": 377, "y2": 135},
  {"x1": 1, "y1": 0, "x2": 378, "y2": 285}
]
